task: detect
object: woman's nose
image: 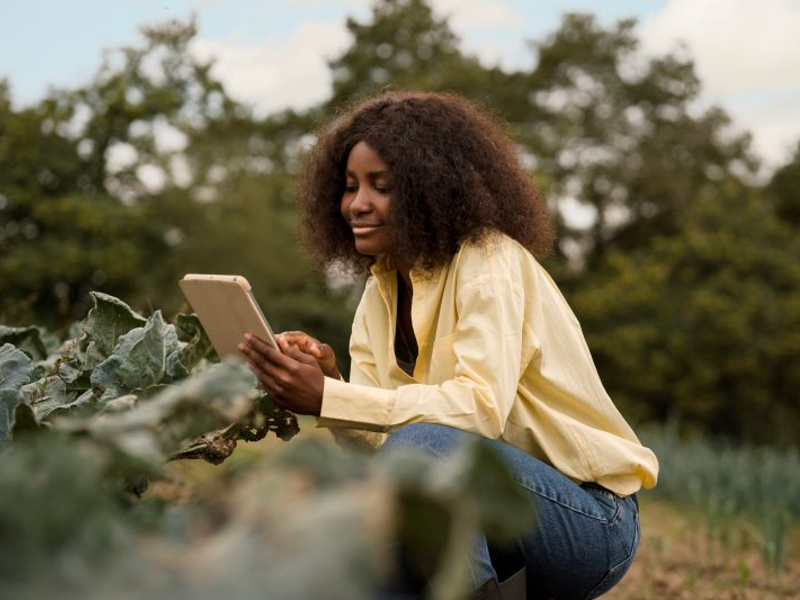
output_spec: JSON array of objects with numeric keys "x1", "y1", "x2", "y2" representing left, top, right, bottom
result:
[{"x1": 349, "y1": 188, "x2": 372, "y2": 214}]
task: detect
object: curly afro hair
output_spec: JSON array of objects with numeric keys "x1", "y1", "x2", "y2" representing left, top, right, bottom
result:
[{"x1": 297, "y1": 91, "x2": 554, "y2": 274}]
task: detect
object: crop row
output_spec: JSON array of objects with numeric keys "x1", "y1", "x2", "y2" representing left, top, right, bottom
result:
[{"x1": 640, "y1": 422, "x2": 800, "y2": 573}]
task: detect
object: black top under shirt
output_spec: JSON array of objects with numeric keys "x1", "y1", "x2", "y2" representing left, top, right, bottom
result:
[{"x1": 394, "y1": 274, "x2": 418, "y2": 377}]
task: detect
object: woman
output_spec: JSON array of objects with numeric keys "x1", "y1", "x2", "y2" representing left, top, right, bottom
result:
[{"x1": 239, "y1": 91, "x2": 659, "y2": 599}]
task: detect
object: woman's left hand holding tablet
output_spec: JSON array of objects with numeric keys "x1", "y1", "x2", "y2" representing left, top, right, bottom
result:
[{"x1": 238, "y1": 334, "x2": 324, "y2": 416}]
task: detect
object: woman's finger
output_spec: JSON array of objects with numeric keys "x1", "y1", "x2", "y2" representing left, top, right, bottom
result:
[
  {"x1": 245, "y1": 360, "x2": 284, "y2": 397},
  {"x1": 240, "y1": 337, "x2": 290, "y2": 374},
  {"x1": 239, "y1": 341, "x2": 269, "y2": 368},
  {"x1": 250, "y1": 335, "x2": 306, "y2": 372},
  {"x1": 245, "y1": 334, "x2": 282, "y2": 357},
  {"x1": 283, "y1": 342, "x2": 317, "y2": 366},
  {"x1": 279, "y1": 331, "x2": 322, "y2": 353}
]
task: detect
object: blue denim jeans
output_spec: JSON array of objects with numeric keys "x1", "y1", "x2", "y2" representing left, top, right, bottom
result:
[{"x1": 380, "y1": 424, "x2": 640, "y2": 599}]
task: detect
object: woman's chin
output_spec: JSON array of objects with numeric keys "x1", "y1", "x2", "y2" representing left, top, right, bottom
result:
[
  {"x1": 355, "y1": 244, "x2": 380, "y2": 256},
  {"x1": 354, "y1": 241, "x2": 390, "y2": 256}
]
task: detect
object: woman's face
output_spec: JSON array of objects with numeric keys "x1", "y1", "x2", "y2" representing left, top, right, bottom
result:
[{"x1": 341, "y1": 141, "x2": 393, "y2": 257}]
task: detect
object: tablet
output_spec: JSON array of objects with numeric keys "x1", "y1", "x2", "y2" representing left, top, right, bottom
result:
[{"x1": 179, "y1": 274, "x2": 277, "y2": 359}]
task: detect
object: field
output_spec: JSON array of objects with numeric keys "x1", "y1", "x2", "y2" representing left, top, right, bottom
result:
[{"x1": 613, "y1": 497, "x2": 800, "y2": 599}]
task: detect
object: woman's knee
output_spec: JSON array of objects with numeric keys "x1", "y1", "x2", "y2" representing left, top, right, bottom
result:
[{"x1": 381, "y1": 423, "x2": 468, "y2": 456}]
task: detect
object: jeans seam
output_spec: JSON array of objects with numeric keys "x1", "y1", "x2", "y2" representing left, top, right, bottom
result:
[
  {"x1": 515, "y1": 477, "x2": 609, "y2": 522},
  {"x1": 593, "y1": 492, "x2": 622, "y2": 526},
  {"x1": 463, "y1": 542, "x2": 481, "y2": 588},
  {"x1": 583, "y1": 497, "x2": 640, "y2": 599}
]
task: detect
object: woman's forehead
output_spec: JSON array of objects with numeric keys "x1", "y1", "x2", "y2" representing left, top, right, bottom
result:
[{"x1": 346, "y1": 141, "x2": 389, "y2": 172}]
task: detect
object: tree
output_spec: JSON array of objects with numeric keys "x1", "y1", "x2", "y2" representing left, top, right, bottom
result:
[
  {"x1": 0, "y1": 20, "x2": 354, "y2": 362},
  {"x1": 327, "y1": 0, "x2": 465, "y2": 106},
  {"x1": 324, "y1": 5, "x2": 759, "y2": 271},
  {"x1": 0, "y1": 80, "x2": 157, "y2": 327},
  {"x1": 766, "y1": 140, "x2": 800, "y2": 225},
  {"x1": 517, "y1": 14, "x2": 758, "y2": 265},
  {"x1": 568, "y1": 180, "x2": 800, "y2": 444}
]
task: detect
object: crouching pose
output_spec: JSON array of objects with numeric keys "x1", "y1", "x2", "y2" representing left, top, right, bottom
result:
[{"x1": 239, "y1": 91, "x2": 658, "y2": 599}]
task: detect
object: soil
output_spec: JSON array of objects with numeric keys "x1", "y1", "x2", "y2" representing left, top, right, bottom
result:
[{"x1": 609, "y1": 497, "x2": 800, "y2": 599}]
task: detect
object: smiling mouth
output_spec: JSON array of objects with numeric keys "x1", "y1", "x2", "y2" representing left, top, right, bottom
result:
[{"x1": 351, "y1": 224, "x2": 383, "y2": 235}]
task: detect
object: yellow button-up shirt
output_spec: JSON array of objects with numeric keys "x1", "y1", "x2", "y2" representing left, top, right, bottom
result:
[{"x1": 318, "y1": 232, "x2": 658, "y2": 496}]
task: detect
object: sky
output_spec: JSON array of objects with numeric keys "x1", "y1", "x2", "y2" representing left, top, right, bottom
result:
[{"x1": 2, "y1": 0, "x2": 799, "y2": 170}]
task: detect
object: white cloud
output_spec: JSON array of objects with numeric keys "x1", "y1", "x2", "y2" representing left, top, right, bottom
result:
[
  {"x1": 640, "y1": 0, "x2": 800, "y2": 168},
  {"x1": 732, "y1": 93, "x2": 800, "y2": 167},
  {"x1": 183, "y1": 0, "x2": 799, "y2": 169},
  {"x1": 187, "y1": 1, "x2": 523, "y2": 114},
  {"x1": 288, "y1": 0, "x2": 371, "y2": 6},
  {"x1": 432, "y1": 0, "x2": 519, "y2": 30},
  {"x1": 640, "y1": 0, "x2": 800, "y2": 97},
  {"x1": 191, "y1": 20, "x2": 352, "y2": 115}
]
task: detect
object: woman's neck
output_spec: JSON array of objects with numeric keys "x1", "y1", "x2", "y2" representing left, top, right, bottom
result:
[{"x1": 392, "y1": 253, "x2": 413, "y2": 289}]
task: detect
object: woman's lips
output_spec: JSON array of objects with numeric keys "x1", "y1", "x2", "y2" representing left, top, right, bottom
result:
[{"x1": 351, "y1": 224, "x2": 383, "y2": 236}]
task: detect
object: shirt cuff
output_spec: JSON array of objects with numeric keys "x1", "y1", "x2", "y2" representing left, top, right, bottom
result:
[{"x1": 317, "y1": 375, "x2": 396, "y2": 432}]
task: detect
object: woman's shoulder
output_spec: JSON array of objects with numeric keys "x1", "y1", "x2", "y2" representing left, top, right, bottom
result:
[{"x1": 453, "y1": 230, "x2": 539, "y2": 278}]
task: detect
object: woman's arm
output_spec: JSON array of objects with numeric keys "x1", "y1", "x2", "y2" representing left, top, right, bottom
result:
[
  {"x1": 239, "y1": 320, "x2": 387, "y2": 450},
  {"x1": 319, "y1": 272, "x2": 528, "y2": 440}
]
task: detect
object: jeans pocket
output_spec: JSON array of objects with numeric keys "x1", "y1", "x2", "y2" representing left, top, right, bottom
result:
[
  {"x1": 582, "y1": 486, "x2": 622, "y2": 525},
  {"x1": 584, "y1": 500, "x2": 640, "y2": 599}
]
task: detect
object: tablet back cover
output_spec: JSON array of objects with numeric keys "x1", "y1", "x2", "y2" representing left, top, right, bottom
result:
[{"x1": 179, "y1": 274, "x2": 275, "y2": 359}]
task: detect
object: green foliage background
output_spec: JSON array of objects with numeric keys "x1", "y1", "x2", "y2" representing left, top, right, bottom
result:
[{"x1": 2, "y1": 0, "x2": 799, "y2": 445}]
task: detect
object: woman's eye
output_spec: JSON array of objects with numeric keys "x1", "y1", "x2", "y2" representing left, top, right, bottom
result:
[{"x1": 344, "y1": 184, "x2": 358, "y2": 193}]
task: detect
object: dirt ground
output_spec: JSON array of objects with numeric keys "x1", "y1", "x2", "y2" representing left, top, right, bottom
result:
[{"x1": 608, "y1": 497, "x2": 800, "y2": 599}]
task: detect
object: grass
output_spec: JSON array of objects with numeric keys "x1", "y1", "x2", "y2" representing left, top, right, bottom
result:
[
  {"x1": 639, "y1": 422, "x2": 800, "y2": 576},
  {"x1": 611, "y1": 496, "x2": 800, "y2": 599}
]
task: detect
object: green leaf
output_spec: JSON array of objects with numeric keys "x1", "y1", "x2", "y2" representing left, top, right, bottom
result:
[
  {"x1": 0, "y1": 435, "x2": 126, "y2": 584},
  {"x1": 57, "y1": 356, "x2": 89, "y2": 388},
  {"x1": 90, "y1": 311, "x2": 169, "y2": 392},
  {"x1": 130, "y1": 384, "x2": 171, "y2": 401},
  {"x1": 271, "y1": 437, "x2": 368, "y2": 487},
  {"x1": 81, "y1": 292, "x2": 147, "y2": 369},
  {"x1": 430, "y1": 439, "x2": 535, "y2": 541},
  {"x1": 0, "y1": 344, "x2": 33, "y2": 447},
  {"x1": 59, "y1": 361, "x2": 258, "y2": 464},
  {"x1": 0, "y1": 344, "x2": 33, "y2": 392},
  {"x1": 12, "y1": 402, "x2": 39, "y2": 436},
  {"x1": 163, "y1": 324, "x2": 190, "y2": 381},
  {"x1": 0, "y1": 326, "x2": 58, "y2": 361},
  {"x1": 175, "y1": 313, "x2": 216, "y2": 369},
  {"x1": 1, "y1": 390, "x2": 21, "y2": 449},
  {"x1": 19, "y1": 376, "x2": 75, "y2": 421}
]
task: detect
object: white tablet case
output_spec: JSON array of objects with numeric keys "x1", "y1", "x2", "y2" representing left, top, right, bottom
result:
[{"x1": 179, "y1": 274, "x2": 277, "y2": 359}]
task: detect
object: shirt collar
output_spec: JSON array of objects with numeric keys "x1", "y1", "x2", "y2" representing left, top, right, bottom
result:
[
  {"x1": 369, "y1": 254, "x2": 434, "y2": 286},
  {"x1": 369, "y1": 254, "x2": 396, "y2": 277}
]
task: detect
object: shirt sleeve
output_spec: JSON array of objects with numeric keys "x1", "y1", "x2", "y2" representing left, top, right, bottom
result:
[
  {"x1": 318, "y1": 271, "x2": 526, "y2": 440},
  {"x1": 321, "y1": 297, "x2": 388, "y2": 451}
]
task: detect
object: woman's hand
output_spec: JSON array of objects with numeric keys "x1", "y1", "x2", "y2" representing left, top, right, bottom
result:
[
  {"x1": 238, "y1": 334, "x2": 325, "y2": 416},
  {"x1": 276, "y1": 331, "x2": 341, "y2": 380}
]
